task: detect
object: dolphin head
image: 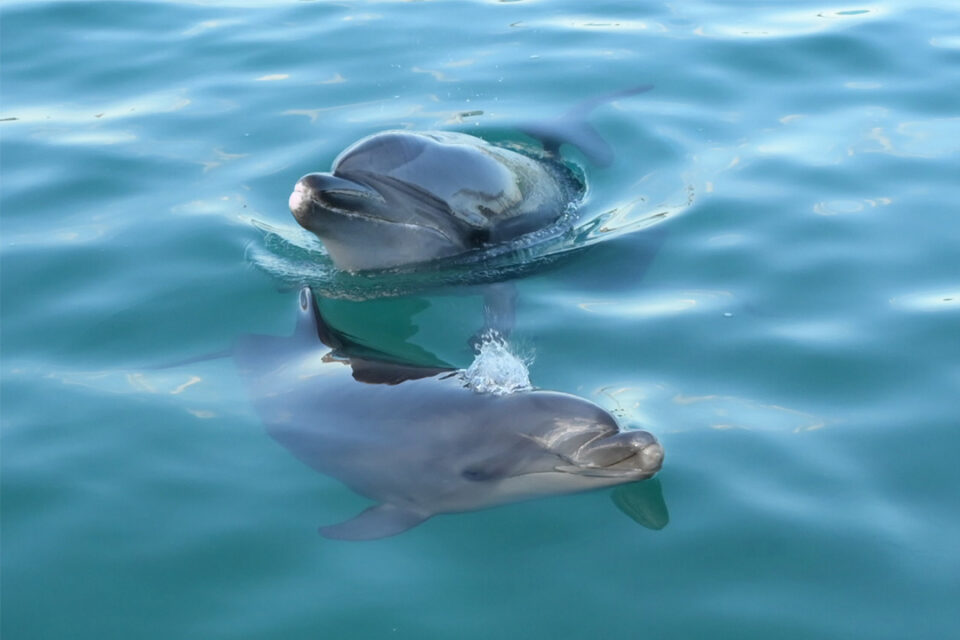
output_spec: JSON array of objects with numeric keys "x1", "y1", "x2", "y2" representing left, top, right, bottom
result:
[
  {"x1": 289, "y1": 131, "x2": 512, "y2": 272},
  {"x1": 289, "y1": 170, "x2": 471, "y2": 272},
  {"x1": 288, "y1": 130, "x2": 575, "y2": 272},
  {"x1": 475, "y1": 392, "x2": 664, "y2": 502}
]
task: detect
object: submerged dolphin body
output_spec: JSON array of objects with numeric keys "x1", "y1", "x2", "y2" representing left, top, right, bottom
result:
[
  {"x1": 234, "y1": 287, "x2": 664, "y2": 540},
  {"x1": 289, "y1": 86, "x2": 653, "y2": 272}
]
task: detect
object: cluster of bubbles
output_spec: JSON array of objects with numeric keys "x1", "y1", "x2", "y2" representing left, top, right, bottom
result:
[{"x1": 460, "y1": 331, "x2": 532, "y2": 395}]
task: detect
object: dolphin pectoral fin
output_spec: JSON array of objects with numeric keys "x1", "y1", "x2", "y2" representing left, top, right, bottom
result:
[
  {"x1": 319, "y1": 504, "x2": 430, "y2": 541},
  {"x1": 611, "y1": 479, "x2": 669, "y2": 531}
]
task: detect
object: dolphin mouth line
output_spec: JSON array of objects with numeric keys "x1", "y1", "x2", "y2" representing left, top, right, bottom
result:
[
  {"x1": 553, "y1": 452, "x2": 657, "y2": 478},
  {"x1": 307, "y1": 193, "x2": 457, "y2": 242},
  {"x1": 555, "y1": 437, "x2": 663, "y2": 477},
  {"x1": 551, "y1": 460, "x2": 653, "y2": 479},
  {"x1": 319, "y1": 187, "x2": 383, "y2": 203},
  {"x1": 556, "y1": 452, "x2": 654, "y2": 478}
]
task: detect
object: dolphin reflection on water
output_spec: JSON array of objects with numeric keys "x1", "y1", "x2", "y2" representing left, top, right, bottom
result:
[{"x1": 234, "y1": 287, "x2": 666, "y2": 540}]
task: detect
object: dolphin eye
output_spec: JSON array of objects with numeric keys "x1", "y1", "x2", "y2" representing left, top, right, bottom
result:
[{"x1": 462, "y1": 467, "x2": 491, "y2": 481}]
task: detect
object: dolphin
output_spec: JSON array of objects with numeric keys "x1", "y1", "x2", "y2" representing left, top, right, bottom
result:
[
  {"x1": 234, "y1": 287, "x2": 664, "y2": 540},
  {"x1": 288, "y1": 86, "x2": 653, "y2": 272}
]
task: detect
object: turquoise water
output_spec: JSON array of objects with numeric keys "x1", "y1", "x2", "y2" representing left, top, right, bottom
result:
[{"x1": 3, "y1": 0, "x2": 960, "y2": 637}]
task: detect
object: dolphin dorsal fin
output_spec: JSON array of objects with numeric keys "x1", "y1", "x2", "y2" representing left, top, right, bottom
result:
[
  {"x1": 296, "y1": 286, "x2": 343, "y2": 350},
  {"x1": 319, "y1": 504, "x2": 430, "y2": 541},
  {"x1": 521, "y1": 84, "x2": 653, "y2": 168},
  {"x1": 348, "y1": 359, "x2": 454, "y2": 385},
  {"x1": 296, "y1": 288, "x2": 456, "y2": 385}
]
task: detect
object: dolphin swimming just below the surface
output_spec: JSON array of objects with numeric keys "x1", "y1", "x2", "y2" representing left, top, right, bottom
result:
[
  {"x1": 288, "y1": 86, "x2": 653, "y2": 272},
  {"x1": 233, "y1": 287, "x2": 664, "y2": 540}
]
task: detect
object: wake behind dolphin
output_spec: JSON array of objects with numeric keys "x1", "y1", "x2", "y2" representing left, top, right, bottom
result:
[{"x1": 234, "y1": 288, "x2": 664, "y2": 540}]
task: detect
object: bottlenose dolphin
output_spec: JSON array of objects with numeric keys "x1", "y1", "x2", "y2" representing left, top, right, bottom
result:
[
  {"x1": 288, "y1": 86, "x2": 653, "y2": 272},
  {"x1": 234, "y1": 287, "x2": 664, "y2": 540}
]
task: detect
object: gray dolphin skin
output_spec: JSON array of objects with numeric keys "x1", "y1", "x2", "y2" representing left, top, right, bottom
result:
[
  {"x1": 289, "y1": 131, "x2": 580, "y2": 272},
  {"x1": 288, "y1": 86, "x2": 653, "y2": 272},
  {"x1": 234, "y1": 287, "x2": 664, "y2": 540}
]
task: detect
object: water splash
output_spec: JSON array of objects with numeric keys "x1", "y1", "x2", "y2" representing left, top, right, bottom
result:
[{"x1": 460, "y1": 331, "x2": 531, "y2": 395}]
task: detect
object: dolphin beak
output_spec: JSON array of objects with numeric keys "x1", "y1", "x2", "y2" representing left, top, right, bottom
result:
[
  {"x1": 289, "y1": 180, "x2": 309, "y2": 214},
  {"x1": 596, "y1": 442, "x2": 663, "y2": 477},
  {"x1": 289, "y1": 173, "x2": 385, "y2": 224},
  {"x1": 292, "y1": 173, "x2": 382, "y2": 207},
  {"x1": 565, "y1": 429, "x2": 664, "y2": 478},
  {"x1": 637, "y1": 441, "x2": 664, "y2": 473}
]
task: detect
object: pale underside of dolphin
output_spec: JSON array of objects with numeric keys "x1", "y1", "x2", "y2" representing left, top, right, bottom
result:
[
  {"x1": 233, "y1": 288, "x2": 664, "y2": 540},
  {"x1": 288, "y1": 86, "x2": 653, "y2": 272}
]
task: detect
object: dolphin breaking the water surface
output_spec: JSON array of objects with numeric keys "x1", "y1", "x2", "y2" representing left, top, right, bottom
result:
[
  {"x1": 233, "y1": 287, "x2": 664, "y2": 540},
  {"x1": 288, "y1": 86, "x2": 654, "y2": 272}
]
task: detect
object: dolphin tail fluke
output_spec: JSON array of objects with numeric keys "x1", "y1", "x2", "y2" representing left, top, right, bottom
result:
[
  {"x1": 521, "y1": 84, "x2": 653, "y2": 168},
  {"x1": 319, "y1": 503, "x2": 430, "y2": 541}
]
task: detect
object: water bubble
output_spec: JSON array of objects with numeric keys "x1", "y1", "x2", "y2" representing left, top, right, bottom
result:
[{"x1": 461, "y1": 332, "x2": 531, "y2": 395}]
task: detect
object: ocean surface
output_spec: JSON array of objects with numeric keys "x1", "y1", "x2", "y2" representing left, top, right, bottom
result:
[{"x1": 2, "y1": 1, "x2": 959, "y2": 638}]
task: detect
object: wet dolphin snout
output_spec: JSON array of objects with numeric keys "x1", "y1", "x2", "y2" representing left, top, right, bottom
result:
[
  {"x1": 289, "y1": 180, "x2": 308, "y2": 214},
  {"x1": 289, "y1": 173, "x2": 386, "y2": 227},
  {"x1": 638, "y1": 440, "x2": 664, "y2": 472},
  {"x1": 579, "y1": 429, "x2": 664, "y2": 475}
]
